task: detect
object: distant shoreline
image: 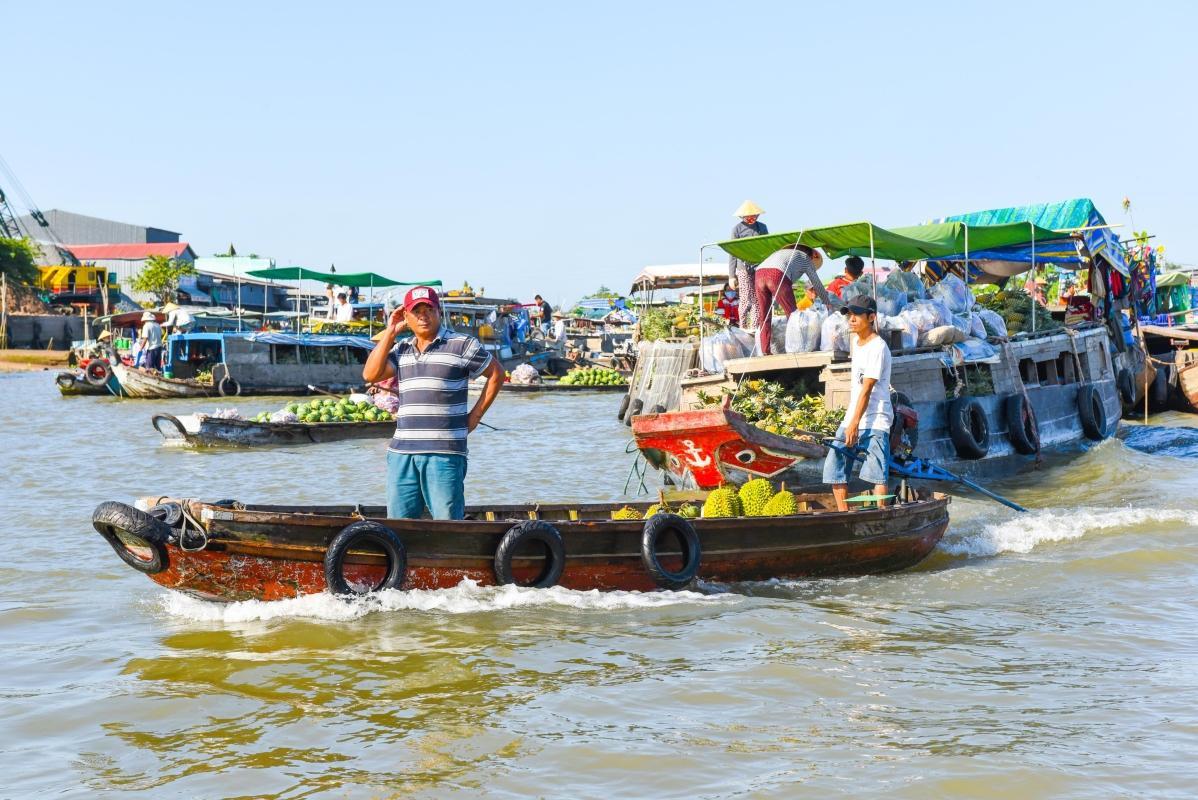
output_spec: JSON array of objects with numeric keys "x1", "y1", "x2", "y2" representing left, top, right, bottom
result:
[{"x1": 0, "y1": 349, "x2": 69, "y2": 373}]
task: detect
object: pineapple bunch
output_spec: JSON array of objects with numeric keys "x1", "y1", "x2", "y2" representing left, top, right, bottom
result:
[
  {"x1": 694, "y1": 380, "x2": 844, "y2": 439},
  {"x1": 976, "y1": 288, "x2": 1060, "y2": 334}
]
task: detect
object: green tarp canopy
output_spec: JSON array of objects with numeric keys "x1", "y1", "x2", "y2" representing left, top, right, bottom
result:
[
  {"x1": 1155, "y1": 271, "x2": 1190, "y2": 288},
  {"x1": 717, "y1": 221, "x2": 1070, "y2": 264},
  {"x1": 245, "y1": 266, "x2": 442, "y2": 288}
]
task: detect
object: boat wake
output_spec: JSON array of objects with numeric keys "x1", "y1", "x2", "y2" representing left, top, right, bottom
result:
[
  {"x1": 938, "y1": 505, "x2": 1196, "y2": 559},
  {"x1": 158, "y1": 578, "x2": 740, "y2": 622},
  {"x1": 1120, "y1": 422, "x2": 1198, "y2": 459}
]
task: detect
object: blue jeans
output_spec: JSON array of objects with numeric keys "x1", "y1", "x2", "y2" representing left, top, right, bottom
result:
[
  {"x1": 822, "y1": 426, "x2": 890, "y2": 486},
  {"x1": 386, "y1": 451, "x2": 467, "y2": 520}
]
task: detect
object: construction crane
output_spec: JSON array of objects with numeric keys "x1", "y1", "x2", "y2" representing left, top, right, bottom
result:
[{"x1": 0, "y1": 153, "x2": 76, "y2": 263}]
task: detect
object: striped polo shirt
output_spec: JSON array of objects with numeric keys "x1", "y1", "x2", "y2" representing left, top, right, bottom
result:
[{"x1": 386, "y1": 327, "x2": 493, "y2": 455}]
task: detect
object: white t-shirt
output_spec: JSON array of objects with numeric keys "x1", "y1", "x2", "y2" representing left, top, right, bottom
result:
[
  {"x1": 552, "y1": 320, "x2": 566, "y2": 340},
  {"x1": 848, "y1": 333, "x2": 893, "y2": 431},
  {"x1": 334, "y1": 301, "x2": 354, "y2": 323}
]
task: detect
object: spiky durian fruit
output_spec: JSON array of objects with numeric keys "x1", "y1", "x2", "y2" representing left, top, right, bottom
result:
[
  {"x1": 677, "y1": 503, "x2": 700, "y2": 519},
  {"x1": 762, "y1": 489, "x2": 799, "y2": 517},
  {"x1": 612, "y1": 506, "x2": 643, "y2": 520},
  {"x1": 701, "y1": 486, "x2": 742, "y2": 518},
  {"x1": 738, "y1": 478, "x2": 774, "y2": 517}
]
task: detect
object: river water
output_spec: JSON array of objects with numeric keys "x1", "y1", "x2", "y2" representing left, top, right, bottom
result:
[{"x1": 2, "y1": 370, "x2": 1197, "y2": 798}]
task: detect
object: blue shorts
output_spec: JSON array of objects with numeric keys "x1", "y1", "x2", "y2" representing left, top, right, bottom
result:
[
  {"x1": 386, "y1": 451, "x2": 467, "y2": 520},
  {"x1": 822, "y1": 426, "x2": 890, "y2": 486}
]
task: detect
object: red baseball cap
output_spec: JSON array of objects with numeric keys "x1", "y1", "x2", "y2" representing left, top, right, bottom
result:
[{"x1": 402, "y1": 285, "x2": 440, "y2": 313}]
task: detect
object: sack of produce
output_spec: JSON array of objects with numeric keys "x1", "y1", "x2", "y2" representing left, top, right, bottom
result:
[
  {"x1": 879, "y1": 314, "x2": 917, "y2": 350},
  {"x1": 203, "y1": 408, "x2": 244, "y2": 420},
  {"x1": 968, "y1": 312, "x2": 988, "y2": 340},
  {"x1": 885, "y1": 270, "x2": 926, "y2": 301},
  {"x1": 922, "y1": 324, "x2": 970, "y2": 346},
  {"x1": 876, "y1": 283, "x2": 908, "y2": 317},
  {"x1": 770, "y1": 314, "x2": 790, "y2": 354},
  {"x1": 930, "y1": 274, "x2": 975, "y2": 315},
  {"x1": 509, "y1": 363, "x2": 541, "y2": 385},
  {"x1": 841, "y1": 276, "x2": 875, "y2": 306},
  {"x1": 269, "y1": 410, "x2": 299, "y2": 423},
  {"x1": 700, "y1": 328, "x2": 753, "y2": 373},
  {"x1": 820, "y1": 313, "x2": 850, "y2": 352},
  {"x1": 899, "y1": 298, "x2": 953, "y2": 345},
  {"x1": 785, "y1": 308, "x2": 825, "y2": 353},
  {"x1": 977, "y1": 307, "x2": 1008, "y2": 337}
]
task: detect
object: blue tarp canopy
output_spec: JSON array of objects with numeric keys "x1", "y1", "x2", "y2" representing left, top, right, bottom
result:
[{"x1": 246, "y1": 331, "x2": 375, "y2": 349}]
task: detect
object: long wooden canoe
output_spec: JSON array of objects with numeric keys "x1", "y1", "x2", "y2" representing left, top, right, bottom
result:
[
  {"x1": 92, "y1": 491, "x2": 950, "y2": 602},
  {"x1": 111, "y1": 363, "x2": 213, "y2": 398},
  {"x1": 152, "y1": 412, "x2": 394, "y2": 447}
]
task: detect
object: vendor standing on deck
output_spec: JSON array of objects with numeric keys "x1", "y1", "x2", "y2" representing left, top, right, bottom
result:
[
  {"x1": 728, "y1": 200, "x2": 768, "y2": 330},
  {"x1": 138, "y1": 311, "x2": 164, "y2": 371},
  {"x1": 753, "y1": 244, "x2": 834, "y2": 355},
  {"x1": 363, "y1": 286, "x2": 504, "y2": 520},
  {"x1": 823, "y1": 296, "x2": 893, "y2": 511}
]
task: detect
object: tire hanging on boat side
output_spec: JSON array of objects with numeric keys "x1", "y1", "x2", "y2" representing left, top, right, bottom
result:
[
  {"x1": 1077, "y1": 384, "x2": 1108, "y2": 441},
  {"x1": 493, "y1": 521, "x2": 566, "y2": 588},
  {"x1": 617, "y1": 392, "x2": 631, "y2": 421},
  {"x1": 56, "y1": 372, "x2": 77, "y2": 389},
  {"x1": 947, "y1": 396, "x2": 990, "y2": 460},
  {"x1": 1003, "y1": 394, "x2": 1040, "y2": 456},
  {"x1": 640, "y1": 513, "x2": 701, "y2": 590},
  {"x1": 1116, "y1": 368, "x2": 1136, "y2": 406},
  {"x1": 324, "y1": 520, "x2": 407, "y2": 595},
  {"x1": 218, "y1": 375, "x2": 241, "y2": 397},
  {"x1": 91, "y1": 501, "x2": 172, "y2": 574},
  {"x1": 85, "y1": 359, "x2": 112, "y2": 386}
]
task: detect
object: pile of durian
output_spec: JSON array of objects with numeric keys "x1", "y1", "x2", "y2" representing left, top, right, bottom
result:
[{"x1": 610, "y1": 479, "x2": 799, "y2": 520}]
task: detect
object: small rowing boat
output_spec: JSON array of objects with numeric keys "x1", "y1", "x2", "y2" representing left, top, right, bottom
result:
[
  {"x1": 90, "y1": 489, "x2": 950, "y2": 602},
  {"x1": 152, "y1": 412, "x2": 395, "y2": 447}
]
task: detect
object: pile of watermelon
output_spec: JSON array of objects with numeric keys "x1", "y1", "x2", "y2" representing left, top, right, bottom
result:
[{"x1": 250, "y1": 397, "x2": 394, "y2": 424}]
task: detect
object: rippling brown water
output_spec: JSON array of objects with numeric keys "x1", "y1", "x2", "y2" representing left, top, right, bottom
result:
[{"x1": 3, "y1": 371, "x2": 1197, "y2": 798}]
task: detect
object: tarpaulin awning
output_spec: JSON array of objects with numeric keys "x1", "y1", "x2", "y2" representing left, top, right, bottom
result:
[
  {"x1": 938, "y1": 198, "x2": 1127, "y2": 276},
  {"x1": 1154, "y1": 271, "x2": 1191, "y2": 288},
  {"x1": 631, "y1": 264, "x2": 716, "y2": 291},
  {"x1": 716, "y1": 221, "x2": 1070, "y2": 265},
  {"x1": 246, "y1": 266, "x2": 442, "y2": 288},
  {"x1": 245, "y1": 331, "x2": 375, "y2": 349}
]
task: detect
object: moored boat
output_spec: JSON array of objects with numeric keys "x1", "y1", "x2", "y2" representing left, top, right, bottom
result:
[
  {"x1": 55, "y1": 368, "x2": 114, "y2": 396},
  {"x1": 152, "y1": 412, "x2": 394, "y2": 447},
  {"x1": 111, "y1": 362, "x2": 213, "y2": 398},
  {"x1": 90, "y1": 490, "x2": 950, "y2": 602}
]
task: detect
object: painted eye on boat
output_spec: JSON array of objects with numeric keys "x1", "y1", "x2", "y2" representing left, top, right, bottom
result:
[{"x1": 735, "y1": 449, "x2": 756, "y2": 464}]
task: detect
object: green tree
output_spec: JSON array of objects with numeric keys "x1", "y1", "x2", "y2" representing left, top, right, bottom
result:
[
  {"x1": 584, "y1": 285, "x2": 619, "y2": 299},
  {"x1": 0, "y1": 236, "x2": 40, "y2": 284},
  {"x1": 131, "y1": 255, "x2": 196, "y2": 303}
]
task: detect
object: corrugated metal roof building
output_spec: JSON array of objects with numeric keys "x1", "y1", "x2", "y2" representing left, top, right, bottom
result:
[
  {"x1": 15, "y1": 209, "x2": 180, "y2": 244},
  {"x1": 64, "y1": 242, "x2": 197, "y2": 300}
]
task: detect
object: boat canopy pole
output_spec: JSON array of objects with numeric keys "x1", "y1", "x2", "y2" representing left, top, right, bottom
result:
[
  {"x1": 963, "y1": 223, "x2": 970, "y2": 288},
  {"x1": 1030, "y1": 222, "x2": 1037, "y2": 333},
  {"x1": 869, "y1": 224, "x2": 878, "y2": 330}
]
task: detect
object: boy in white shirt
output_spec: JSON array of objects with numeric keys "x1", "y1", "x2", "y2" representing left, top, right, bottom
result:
[{"x1": 822, "y1": 296, "x2": 893, "y2": 511}]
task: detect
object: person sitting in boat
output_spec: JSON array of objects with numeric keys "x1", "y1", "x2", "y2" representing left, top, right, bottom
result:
[
  {"x1": 138, "y1": 311, "x2": 164, "y2": 371},
  {"x1": 823, "y1": 296, "x2": 893, "y2": 512},
  {"x1": 363, "y1": 285, "x2": 504, "y2": 520},
  {"x1": 715, "y1": 282, "x2": 740, "y2": 327},
  {"x1": 753, "y1": 244, "x2": 834, "y2": 355},
  {"x1": 828, "y1": 255, "x2": 865, "y2": 299},
  {"x1": 729, "y1": 200, "x2": 768, "y2": 330}
]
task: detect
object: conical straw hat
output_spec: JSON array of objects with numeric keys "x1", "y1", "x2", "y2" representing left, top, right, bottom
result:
[{"x1": 733, "y1": 200, "x2": 764, "y2": 218}]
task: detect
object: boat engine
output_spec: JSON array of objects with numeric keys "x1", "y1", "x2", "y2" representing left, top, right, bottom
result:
[{"x1": 890, "y1": 392, "x2": 919, "y2": 459}]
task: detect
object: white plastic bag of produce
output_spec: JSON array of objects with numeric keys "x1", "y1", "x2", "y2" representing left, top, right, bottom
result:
[
  {"x1": 700, "y1": 328, "x2": 754, "y2": 373},
  {"x1": 841, "y1": 276, "x2": 875, "y2": 306},
  {"x1": 270, "y1": 410, "x2": 299, "y2": 423},
  {"x1": 968, "y1": 312, "x2": 988, "y2": 340},
  {"x1": 820, "y1": 313, "x2": 850, "y2": 352},
  {"x1": 876, "y1": 284, "x2": 908, "y2": 317},
  {"x1": 977, "y1": 308, "x2": 1008, "y2": 337},
  {"x1": 879, "y1": 314, "x2": 917, "y2": 350},
  {"x1": 509, "y1": 363, "x2": 541, "y2": 385},
  {"x1": 785, "y1": 308, "x2": 825, "y2": 353},
  {"x1": 885, "y1": 270, "x2": 926, "y2": 301},
  {"x1": 770, "y1": 314, "x2": 790, "y2": 355},
  {"x1": 930, "y1": 274, "x2": 975, "y2": 314}
]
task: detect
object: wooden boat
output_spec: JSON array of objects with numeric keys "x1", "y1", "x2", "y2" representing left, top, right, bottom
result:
[
  {"x1": 90, "y1": 490, "x2": 950, "y2": 602},
  {"x1": 152, "y1": 412, "x2": 394, "y2": 447},
  {"x1": 1179, "y1": 354, "x2": 1198, "y2": 413},
  {"x1": 1139, "y1": 324, "x2": 1198, "y2": 413},
  {"x1": 55, "y1": 370, "x2": 110, "y2": 396},
  {"x1": 111, "y1": 363, "x2": 213, "y2": 398}
]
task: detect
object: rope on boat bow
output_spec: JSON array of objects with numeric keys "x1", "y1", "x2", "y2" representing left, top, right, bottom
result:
[{"x1": 623, "y1": 439, "x2": 651, "y2": 496}]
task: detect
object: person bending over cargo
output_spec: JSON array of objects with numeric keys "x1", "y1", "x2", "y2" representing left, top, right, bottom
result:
[
  {"x1": 823, "y1": 296, "x2": 893, "y2": 511},
  {"x1": 363, "y1": 286, "x2": 504, "y2": 520},
  {"x1": 753, "y1": 244, "x2": 834, "y2": 355}
]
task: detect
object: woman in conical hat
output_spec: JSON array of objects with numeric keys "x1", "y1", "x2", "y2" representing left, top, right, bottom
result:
[{"x1": 728, "y1": 200, "x2": 768, "y2": 330}]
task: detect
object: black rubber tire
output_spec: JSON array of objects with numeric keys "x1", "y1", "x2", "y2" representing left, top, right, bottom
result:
[
  {"x1": 56, "y1": 372, "x2": 77, "y2": 389},
  {"x1": 947, "y1": 396, "x2": 990, "y2": 460},
  {"x1": 641, "y1": 513, "x2": 701, "y2": 590},
  {"x1": 91, "y1": 501, "x2": 171, "y2": 574},
  {"x1": 1004, "y1": 394, "x2": 1040, "y2": 455},
  {"x1": 493, "y1": 521, "x2": 566, "y2": 588},
  {"x1": 147, "y1": 502, "x2": 184, "y2": 529},
  {"x1": 218, "y1": 374, "x2": 241, "y2": 397},
  {"x1": 85, "y1": 359, "x2": 112, "y2": 386},
  {"x1": 650, "y1": 403, "x2": 666, "y2": 415},
  {"x1": 324, "y1": 521, "x2": 407, "y2": 596},
  {"x1": 617, "y1": 392, "x2": 631, "y2": 420},
  {"x1": 151, "y1": 414, "x2": 187, "y2": 439},
  {"x1": 1116, "y1": 368, "x2": 1136, "y2": 406},
  {"x1": 1077, "y1": 384, "x2": 1108, "y2": 441}
]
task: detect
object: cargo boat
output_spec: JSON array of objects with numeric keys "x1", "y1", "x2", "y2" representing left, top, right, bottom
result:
[{"x1": 90, "y1": 490, "x2": 950, "y2": 601}]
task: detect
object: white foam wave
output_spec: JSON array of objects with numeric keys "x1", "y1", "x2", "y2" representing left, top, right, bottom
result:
[
  {"x1": 159, "y1": 578, "x2": 739, "y2": 623},
  {"x1": 940, "y1": 506, "x2": 1195, "y2": 558}
]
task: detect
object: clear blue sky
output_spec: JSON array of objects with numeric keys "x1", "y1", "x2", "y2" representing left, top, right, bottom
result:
[{"x1": 5, "y1": 0, "x2": 1196, "y2": 306}]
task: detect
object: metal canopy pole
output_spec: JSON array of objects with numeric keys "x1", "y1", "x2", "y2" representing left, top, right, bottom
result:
[
  {"x1": 1030, "y1": 223, "x2": 1037, "y2": 333},
  {"x1": 869, "y1": 225, "x2": 878, "y2": 332}
]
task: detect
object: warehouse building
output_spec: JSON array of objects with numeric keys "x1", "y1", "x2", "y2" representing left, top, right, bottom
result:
[{"x1": 15, "y1": 209, "x2": 181, "y2": 245}]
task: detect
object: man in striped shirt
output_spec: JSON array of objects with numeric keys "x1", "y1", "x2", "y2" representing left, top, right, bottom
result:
[{"x1": 363, "y1": 286, "x2": 504, "y2": 519}]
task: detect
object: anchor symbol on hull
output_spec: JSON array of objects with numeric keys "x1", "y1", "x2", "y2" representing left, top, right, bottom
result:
[{"x1": 680, "y1": 439, "x2": 712, "y2": 468}]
